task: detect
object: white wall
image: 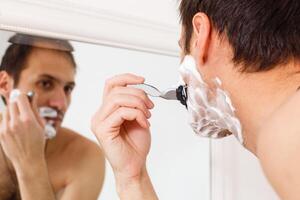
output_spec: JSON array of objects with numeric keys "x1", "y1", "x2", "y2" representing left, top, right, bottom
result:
[{"x1": 62, "y1": 41, "x2": 210, "y2": 200}]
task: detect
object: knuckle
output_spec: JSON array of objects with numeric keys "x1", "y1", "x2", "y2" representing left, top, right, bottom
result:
[
  {"x1": 137, "y1": 109, "x2": 145, "y2": 118},
  {"x1": 21, "y1": 116, "x2": 32, "y2": 124},
  {"x1": 136, "y1": 98, "x2": 144, "y2": 106},
  {"x1": 110, "y1": 86, "x2": 121, "y2": 95},
  {"x1": 137, "y1": 108, "x2": 143, "y2": 115},
  {"x1": 131, "y1": 88, "x2": 146, "y2": 99},
  {"x1": 135, "y1": 87, "x2": 145, "y2": 95},
  {"x1": 111, "y1": 96, "x2": 122, "y2": 106},
  {"x1": 10, "y1": 123, "x2": 18, "y2": 132},
  {"x1": 132, "y1": 97, "x2": 144, "y2": 108}
]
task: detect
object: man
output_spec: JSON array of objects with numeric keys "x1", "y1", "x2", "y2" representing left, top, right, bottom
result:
[
  {"x1": 91, "y1": 0, "x2": 300, "y2": 199},
  {"x1": 0, "y1": 34, "x2": 105, "y2": 200}
]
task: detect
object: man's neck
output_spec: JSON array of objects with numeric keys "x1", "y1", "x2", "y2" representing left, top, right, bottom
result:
[
  {"x1": 45, "y1": 127, "x2": 64, "y2": 158},
  {"x1": 227, "y1": 62, "x2": 300, "y2": 154}
]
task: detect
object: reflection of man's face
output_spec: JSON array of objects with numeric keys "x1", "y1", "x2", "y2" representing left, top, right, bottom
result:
[{"x1": 15, "y1": 47, "x2": 76, "y2": 129}]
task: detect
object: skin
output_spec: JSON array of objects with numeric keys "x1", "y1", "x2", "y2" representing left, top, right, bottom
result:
[
  {"x1": 91, "y1": 11, "x2": 300, "y2": 200},
  {"x1": 0, "y1": 47, "x2": 105, "y2": 200}
]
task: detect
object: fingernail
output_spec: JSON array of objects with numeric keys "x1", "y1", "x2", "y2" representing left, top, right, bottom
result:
[
  {"x1": 147, "y1": 100, "x2": 154, "y2": 109},
  {"x1": 138, "y1": 76, "x2": 145, "y2": 82},
  {"x1": 147, "y1": 120, "x2": 151, "y2": 127},
  {"x1": 146, "y1": 110, "x2": 151, "y2": 118},
  {"x1": 146, "y1": 120, "x2": 151, "y2": 127}
]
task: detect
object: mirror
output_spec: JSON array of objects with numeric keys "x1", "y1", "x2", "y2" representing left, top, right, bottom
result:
[{"x1": 0, "y1": 30, "x2": 211, "y2": 199}]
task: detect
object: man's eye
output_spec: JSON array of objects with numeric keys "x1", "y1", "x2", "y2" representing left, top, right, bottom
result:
[
  {"x1": 64, "y1": 85, "x2": 74, "y2": 95},
  {"x1": 39, "y1": 80, "x2": 53, "y2": 90}
]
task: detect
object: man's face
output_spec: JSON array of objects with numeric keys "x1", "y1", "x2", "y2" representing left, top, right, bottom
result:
[
  {"x1": 178, "y1": 24, "x2": 244, "y2": 143},
  {"x1": 15, "y1": 48, "x2": 76, "y2": 130}
]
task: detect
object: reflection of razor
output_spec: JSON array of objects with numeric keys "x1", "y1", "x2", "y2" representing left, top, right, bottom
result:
[
  {"x1": 2, "y1": 90, "x2": 35, "y2": 105},
  {"x1": 0, "y1": 91, "x2": 35, "y2": 113},
  {"x1": 0, "y1": 91, "x2": 35, "y2": 123},
  {"x1": 130, "y1": 83, "x2": 188, "y2": 108},
  {"x1": 0, "y1": 91, "x2": 57, "y2": 139}
]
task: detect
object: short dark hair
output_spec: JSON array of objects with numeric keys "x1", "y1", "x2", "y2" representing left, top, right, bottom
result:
[
  {"x1": 179, "y1": 0, "x2": 300, "y2": 72},
  {"x1": 0, "y1": 34, "x2": 76, "y2": 86}
]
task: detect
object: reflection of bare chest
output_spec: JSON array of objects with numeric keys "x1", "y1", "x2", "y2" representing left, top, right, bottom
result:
[
  {"x1": 0, "y1": 133, "x2": 74, "y2": 200},
  {"x1": 0, "y1": 144, "x2": 67, "y2": 200},
  {"x1": 0, "y1": 147, "x2": 20, "y2": 200}
]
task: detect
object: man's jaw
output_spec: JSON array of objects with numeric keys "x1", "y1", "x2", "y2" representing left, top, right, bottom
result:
[
  {"x1": 39, "y1": 106, "x2": 64, "y2": 131},
  {"x1": 44, "y1": 115, "x2": 63, "y2": 130}
]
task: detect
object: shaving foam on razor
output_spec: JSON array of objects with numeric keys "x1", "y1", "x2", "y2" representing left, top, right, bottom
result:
[{"x1": 9, "y1": 89, "x2": 34, "y2": 103}]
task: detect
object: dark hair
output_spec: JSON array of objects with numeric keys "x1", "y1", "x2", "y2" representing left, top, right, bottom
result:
[
  {"x1": 179, "y1": 0, "x2": 300, "y2": 72},
  {"x1": 0, "y1": 34, "x2": 76, "y2": 85}
]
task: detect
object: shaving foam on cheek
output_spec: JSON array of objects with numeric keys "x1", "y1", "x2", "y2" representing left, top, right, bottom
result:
[{"x1": 178, "y1": 55, "x2": 243, "y2": 144}]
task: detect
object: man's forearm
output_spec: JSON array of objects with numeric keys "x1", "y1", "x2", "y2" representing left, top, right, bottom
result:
[
  {"x1": 15, "y1": 159, "x2": 56, "y2": 200},
  {"x1": 116, "y1": 168, "x2": 158, "y2": 200}
]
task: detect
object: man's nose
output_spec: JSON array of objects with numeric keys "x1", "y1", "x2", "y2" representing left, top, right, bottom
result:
[{"x1": 48, "y1": 89, "x2": 68, "y2": 111}]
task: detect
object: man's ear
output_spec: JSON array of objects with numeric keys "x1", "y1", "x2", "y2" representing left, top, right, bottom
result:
[
  {"x1": 0, "y1": 71, "x2": 13, "y2": 99},
  {"x1": 192, "y1": 12, "x2": 211, "y2": 65}
]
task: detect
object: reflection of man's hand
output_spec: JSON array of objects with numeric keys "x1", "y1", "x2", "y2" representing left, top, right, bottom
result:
[{"x1": 0, "y1": 93, "x2": 46, "y2": 171}]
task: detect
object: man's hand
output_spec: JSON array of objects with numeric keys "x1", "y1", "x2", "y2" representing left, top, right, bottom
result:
[
  {"x1": 0, "y1": 93, "x2": 57, "y2": 200},
  {"x1": 0, "y1": 93, "x2": 45, "y2": 171},
  {"x1": 91, "y1": 73, "x2": 158, "y2": 200}
]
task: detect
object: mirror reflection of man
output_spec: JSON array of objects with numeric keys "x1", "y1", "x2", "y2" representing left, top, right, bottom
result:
[
  {"x1": 91, "y1": 0, "x2": 300, "y2": 199},
  {"x1": 0, "y1": 34, "x2": 105, "y2": 200}
]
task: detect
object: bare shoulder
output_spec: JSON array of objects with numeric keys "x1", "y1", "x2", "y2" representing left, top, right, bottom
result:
[{"x1": 55, "y1": 127, "x2": 105, "y2": 179}]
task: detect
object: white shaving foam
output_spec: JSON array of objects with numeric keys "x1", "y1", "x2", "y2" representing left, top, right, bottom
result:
[
  {"x1": 179, "y1": 55, "x2": 243, "y2": 143},
  {"x1": 39, "y1": 107, "x2": 57, "y2": 139}
]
